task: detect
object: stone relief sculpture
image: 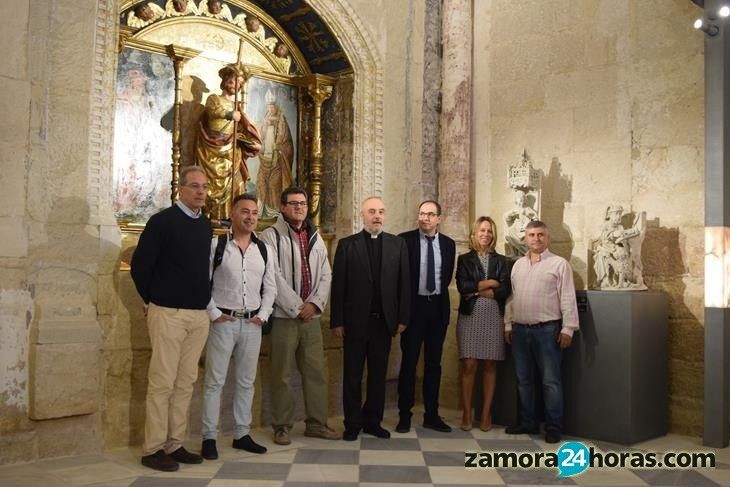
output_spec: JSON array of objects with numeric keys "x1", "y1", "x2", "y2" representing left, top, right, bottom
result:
[
  {"x1": 592, "y1": 205, "x2": 647, "y2": 290},
  {"x1": 128, "y1": 2, "x2": 165, "y2": 28},
  {"x1": 165, "y1": 0, "x2": 198, "y2": 16},
  {"x1": 504, "y1": 150, "x2": 540, "y2": 258}
]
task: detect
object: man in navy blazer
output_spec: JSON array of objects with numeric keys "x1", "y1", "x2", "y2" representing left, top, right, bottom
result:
[
  {"x1": 330, "y1": 197, "x2": 410, "y2": 441},
  {"x1": 396, "y1": 200, "x2": 456, "y2": 433}
]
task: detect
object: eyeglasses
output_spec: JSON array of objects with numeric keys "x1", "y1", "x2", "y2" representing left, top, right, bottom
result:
[
  {"x1": 285, "y1": 201, "x2": 308, "y2": 207},
  {"x1": 184, "y1": 183, "x2": 210, "y2": 191},
  {"x1": 418, "y1": 212, "x2": 439, "y2": 219}
]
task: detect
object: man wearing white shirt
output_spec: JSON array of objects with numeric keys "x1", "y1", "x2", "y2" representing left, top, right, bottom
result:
[
  {"x1": 200, "y1": 194, "x2": 277, "y2": 460},
  {"x1": 504, "y1": 220, "x2": 579, "y2": 444}
]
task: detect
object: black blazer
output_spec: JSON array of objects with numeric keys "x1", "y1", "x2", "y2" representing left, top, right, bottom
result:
[
  {"x1": 455, "y1": 250, "x2": 511, "y2": 316},
  {"x1": 398, "y1": 229, "x2": 456, "y2": 326},
  {"x1": 330, "y1": 231, "x2": 411, "y2": 337}
]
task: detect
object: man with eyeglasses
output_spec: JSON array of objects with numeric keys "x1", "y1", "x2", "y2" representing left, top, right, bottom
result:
[
  {"x1": 260, "y1": 187, "x2": 338, "y2": 445},
  {"x1": 395, "y1": 200, "x2": 456, "y2": 433},
  {"x1": 131, "y1": 165, "x2": 213, "y2": 472},
  {"x1": 201, "y1": 193, "x2": 277, "y2": 460}
]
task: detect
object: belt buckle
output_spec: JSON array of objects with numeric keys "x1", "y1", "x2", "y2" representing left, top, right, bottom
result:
[{"x1": 232, "y1": 309, "x2": 247, "y2": 318}]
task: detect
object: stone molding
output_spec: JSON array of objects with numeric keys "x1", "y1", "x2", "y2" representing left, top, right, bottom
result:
[
  {"x1": 307, "y1": 0, "x2": 384, "y2": 234},
  {"x1": 90, "y1": 0, "x2": 121, "y2": 226}
]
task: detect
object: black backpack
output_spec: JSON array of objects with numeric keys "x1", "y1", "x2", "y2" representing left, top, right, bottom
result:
[{"x1": 211, "y1": 233, "x2": 268, "y2": 281}]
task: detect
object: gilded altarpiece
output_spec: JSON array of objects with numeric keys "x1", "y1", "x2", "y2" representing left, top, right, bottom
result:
[{"x1": 114, "y1": 0, "x2": 340, "y2": 240}]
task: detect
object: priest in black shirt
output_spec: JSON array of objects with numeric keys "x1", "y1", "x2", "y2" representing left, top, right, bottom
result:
[
  {"x1": 330, "y1": 197, "x2": 410, "y2": 441},
  {"x1": 131, "y1": 165, "x2": 212, "y2": 472}
]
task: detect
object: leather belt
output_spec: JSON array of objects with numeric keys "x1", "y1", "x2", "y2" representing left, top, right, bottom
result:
[
  {"x1": 218, "y1": 307, "x2": 260, "y2": 319},
  {"x1": 368, "y1": 312, "x2": 383, "y2": 319},
  {"x1": 514, "y1": 319, "x2": 562, "y2": 328}
]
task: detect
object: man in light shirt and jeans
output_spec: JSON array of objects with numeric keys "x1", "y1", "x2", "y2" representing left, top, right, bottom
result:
[
  {"x1": 200, "y1": 194, "x2": 277, "y2": 460},
  {"x1": 504, "y1": 220, "x2": 579, "y2": 444}
]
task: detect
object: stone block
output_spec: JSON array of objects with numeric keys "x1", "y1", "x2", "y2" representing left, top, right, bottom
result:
[
  {"x1": 0, "y1": 141, "x2": 28, "y2": 216},
  {"x1": 0, "y1": 1, "x2": 29, "y2": 78},
  {"x1": 0, "y1": 288, "x2": 32, "y2": 415},
  {"x1": 544, "y1": 66, "x2": 618, "y2": 111},
  {"x1": 0, "y1": 430, "x2": 37, "y2": 465},
  {"x1": 668, "y1": 358, "x2": 703, "y2": 399},
  {"x1": 668, "y1": 395, "x2": 702, "y2": 437},
  {"x1": 29, "y1": 342, "x2": 101, "y2": 419},
  {"x1": 35, "y1": 412, "x2": 102, "y2": 459},
  {"x1": 490, "y1": 78, "x2": 546, "y2": 116},
  {"x1": 573, "y1": 102, "x2": 628, "y2": 152},
  {"x1": 0, "y1": 79, "x2": 31, "y2": 152}
]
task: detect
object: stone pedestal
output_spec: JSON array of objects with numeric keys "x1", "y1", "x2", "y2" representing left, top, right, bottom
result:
[{"x1": 563, "y1": 290, "x2": 669, "y2": 444}]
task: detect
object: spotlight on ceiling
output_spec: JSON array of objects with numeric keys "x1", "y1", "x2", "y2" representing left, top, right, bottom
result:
[
  {"x1": 719, "y1": 5, "x2": 730, "y2": 17},
  {"x1": 695, "y1": 18, "x2": 720, "y2": 36}
]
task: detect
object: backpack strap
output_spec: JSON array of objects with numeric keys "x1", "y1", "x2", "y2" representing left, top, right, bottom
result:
[{"x1": 211, "y1": 233, "x2": 228, "y2": 288}]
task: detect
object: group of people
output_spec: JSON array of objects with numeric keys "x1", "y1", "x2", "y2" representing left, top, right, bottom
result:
[{"x1": 130, "y1": 165, "x2": 579, "y2": 472}]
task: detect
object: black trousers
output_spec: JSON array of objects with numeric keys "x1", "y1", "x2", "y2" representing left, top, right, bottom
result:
[
  {"x1": 397, "y1": 295, "x2": 447, "y2": 421},
  {"x1": 342, "y1": 316, "x2": 392, "y2": 432}
]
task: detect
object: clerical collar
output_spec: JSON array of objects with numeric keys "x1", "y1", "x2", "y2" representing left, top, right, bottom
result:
[{"x1": 363, "y1": 228, "x2": 382, "y2": 239}]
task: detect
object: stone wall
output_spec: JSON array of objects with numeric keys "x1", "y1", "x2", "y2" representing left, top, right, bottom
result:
[
  {"x1": 0, "y1": 0, "x2": 114, "y2": 464},
  {"x1": 471, "y1": 0, "x2": 704, "y2": 435},
  {"x1": 0, "y1": 0, "x2": 709, "y2": 467}
]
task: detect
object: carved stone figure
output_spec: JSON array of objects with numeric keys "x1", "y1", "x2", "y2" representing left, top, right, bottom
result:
[
  {"x1": 256, "y1": 90, "x2": 294, "y2": 218},
  {"x1": 200, "y1": 0, "x2": 233, "y2": 21},
  {"x1": 128, "y1": 2, "x2": 165, "y2": 28},
  {"x1": 232, "y1": 13, "x2": 266, "y2": 42},
  {"x1": 194, "y1": 65, "x2": 262, "y2": 220},
  {"x1": 504, "y1": 150, "x2": 540, "y2": 258},
  {"x1": 592, "y1": 205, "x2": 647, "y2": 290},
  {"x1": 504, "y1": 190, "x2": 538, "y2": 257},
  {"x1": 165, "y1": 0, "x2": 198, "y2": 16},
  {"x1": 272, "y1": 41, "x2": 292, "y2": 73}
]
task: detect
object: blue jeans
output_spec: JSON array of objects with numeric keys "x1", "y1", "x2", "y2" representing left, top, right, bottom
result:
[
  {"x1": 511, "y1": 322, "x2": 563, "y2": 433},
  {"x1": 201, "y1": 318, "x2": 261, "y2": 440}
]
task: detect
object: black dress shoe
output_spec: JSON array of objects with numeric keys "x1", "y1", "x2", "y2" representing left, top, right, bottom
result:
[
  {"x1": 545, "y1": 430, "x2": 562, "y2": 444},
  {"x1": 141, "y1": 450, "x2": 179, "y2": 472},
  {"x1": 423, "y1": 416, "x2": 452, "y2": 433},
  {"x1": 201, "y1": 439, "x2": 218, "y2": 460},
  {"x1": 363, "y1": 424, "x2": 390, "y2": 439},
  {"x1": 342, "y1": 429, "x2": 359, "y2": 441},
  {"x1": 169, "y1": 446, "x2": 203, "y2": 464},
  {"x1": 232, "y1": 435, "x2": 267, "y2": 454},
  {"x1": 505, "y1": 424, "x2": 539, "y2": 435},
  {"x1": 395, "y1": 417, "x2": 411, "y2": 433}
]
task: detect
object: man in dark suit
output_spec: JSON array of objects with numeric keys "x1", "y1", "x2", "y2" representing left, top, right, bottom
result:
[
  {"x1": 330, "y1": 197, "x2": 410, "y2": 441},
  {"x1": 396, "y1": 200, "x2": 456, "y2": 433}
]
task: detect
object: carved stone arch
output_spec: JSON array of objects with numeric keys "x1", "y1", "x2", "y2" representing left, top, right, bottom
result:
[
  {"x1": 306, "y1": 0, "x2": 385, "y2": 234},
  {"x1": 90, "y1": 0, "x2": 383, "y2": 234}
]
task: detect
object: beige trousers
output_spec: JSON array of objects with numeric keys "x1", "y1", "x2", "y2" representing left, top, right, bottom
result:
[{"x1": 143, "y1": 303, "x2": 209, "y2": 455}]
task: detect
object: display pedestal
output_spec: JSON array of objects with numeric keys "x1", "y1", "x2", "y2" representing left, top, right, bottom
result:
[{"x1": 563, "y1": 290, "x2": 669, "y2": 444}]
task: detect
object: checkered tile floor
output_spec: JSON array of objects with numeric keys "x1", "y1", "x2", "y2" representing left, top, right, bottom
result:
[{"x1": 1, "y1": 410, "x2": 728, "y2": 486}]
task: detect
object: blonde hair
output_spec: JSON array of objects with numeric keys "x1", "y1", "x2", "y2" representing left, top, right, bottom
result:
[{"x1": 469, "y1": 216, "x2": 498, "y2": 253}]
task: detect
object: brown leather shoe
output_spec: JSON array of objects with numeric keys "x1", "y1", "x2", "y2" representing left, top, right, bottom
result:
[{"x1": 141, "y1": 450, "x2": 179, "y2": 472}]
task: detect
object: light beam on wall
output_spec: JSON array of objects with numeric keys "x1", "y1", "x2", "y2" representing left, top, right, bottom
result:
[{"x1": 706, "y1": 228, "x2": 730, "y2": 308}]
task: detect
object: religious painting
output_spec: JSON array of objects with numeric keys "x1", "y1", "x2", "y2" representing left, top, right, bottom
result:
[
  {"x1": 113, "y1": 47, "x2": 175, "y2": 224},
  {"x1": 244, "y1": 77, "x2": 299, "y2": 220}
]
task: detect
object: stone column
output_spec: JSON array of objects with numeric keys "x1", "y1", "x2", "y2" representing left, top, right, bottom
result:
[
  {"x1": 438, "y1": 0, "x2": 472, "y2": 241},
  {"x1": 306, "y1": 77, "x2": 334, "y2": 229}
]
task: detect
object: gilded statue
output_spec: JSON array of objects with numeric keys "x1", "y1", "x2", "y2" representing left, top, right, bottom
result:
[
  {"x1": 256, "y1": 89, "x2": 294, "y2": 218},
  {"x1": 194, "y1": 64, "x2": 261, "y2": 220}
]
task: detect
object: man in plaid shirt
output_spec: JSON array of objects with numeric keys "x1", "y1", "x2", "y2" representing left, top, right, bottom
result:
[{"x1": 260, "y1": 187, "x2": 338, "y2": 445}]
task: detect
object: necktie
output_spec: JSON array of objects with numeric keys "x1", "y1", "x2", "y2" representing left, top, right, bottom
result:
[{"x1": 426, "y1": 235, "x2": 436, "y2": 293}]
